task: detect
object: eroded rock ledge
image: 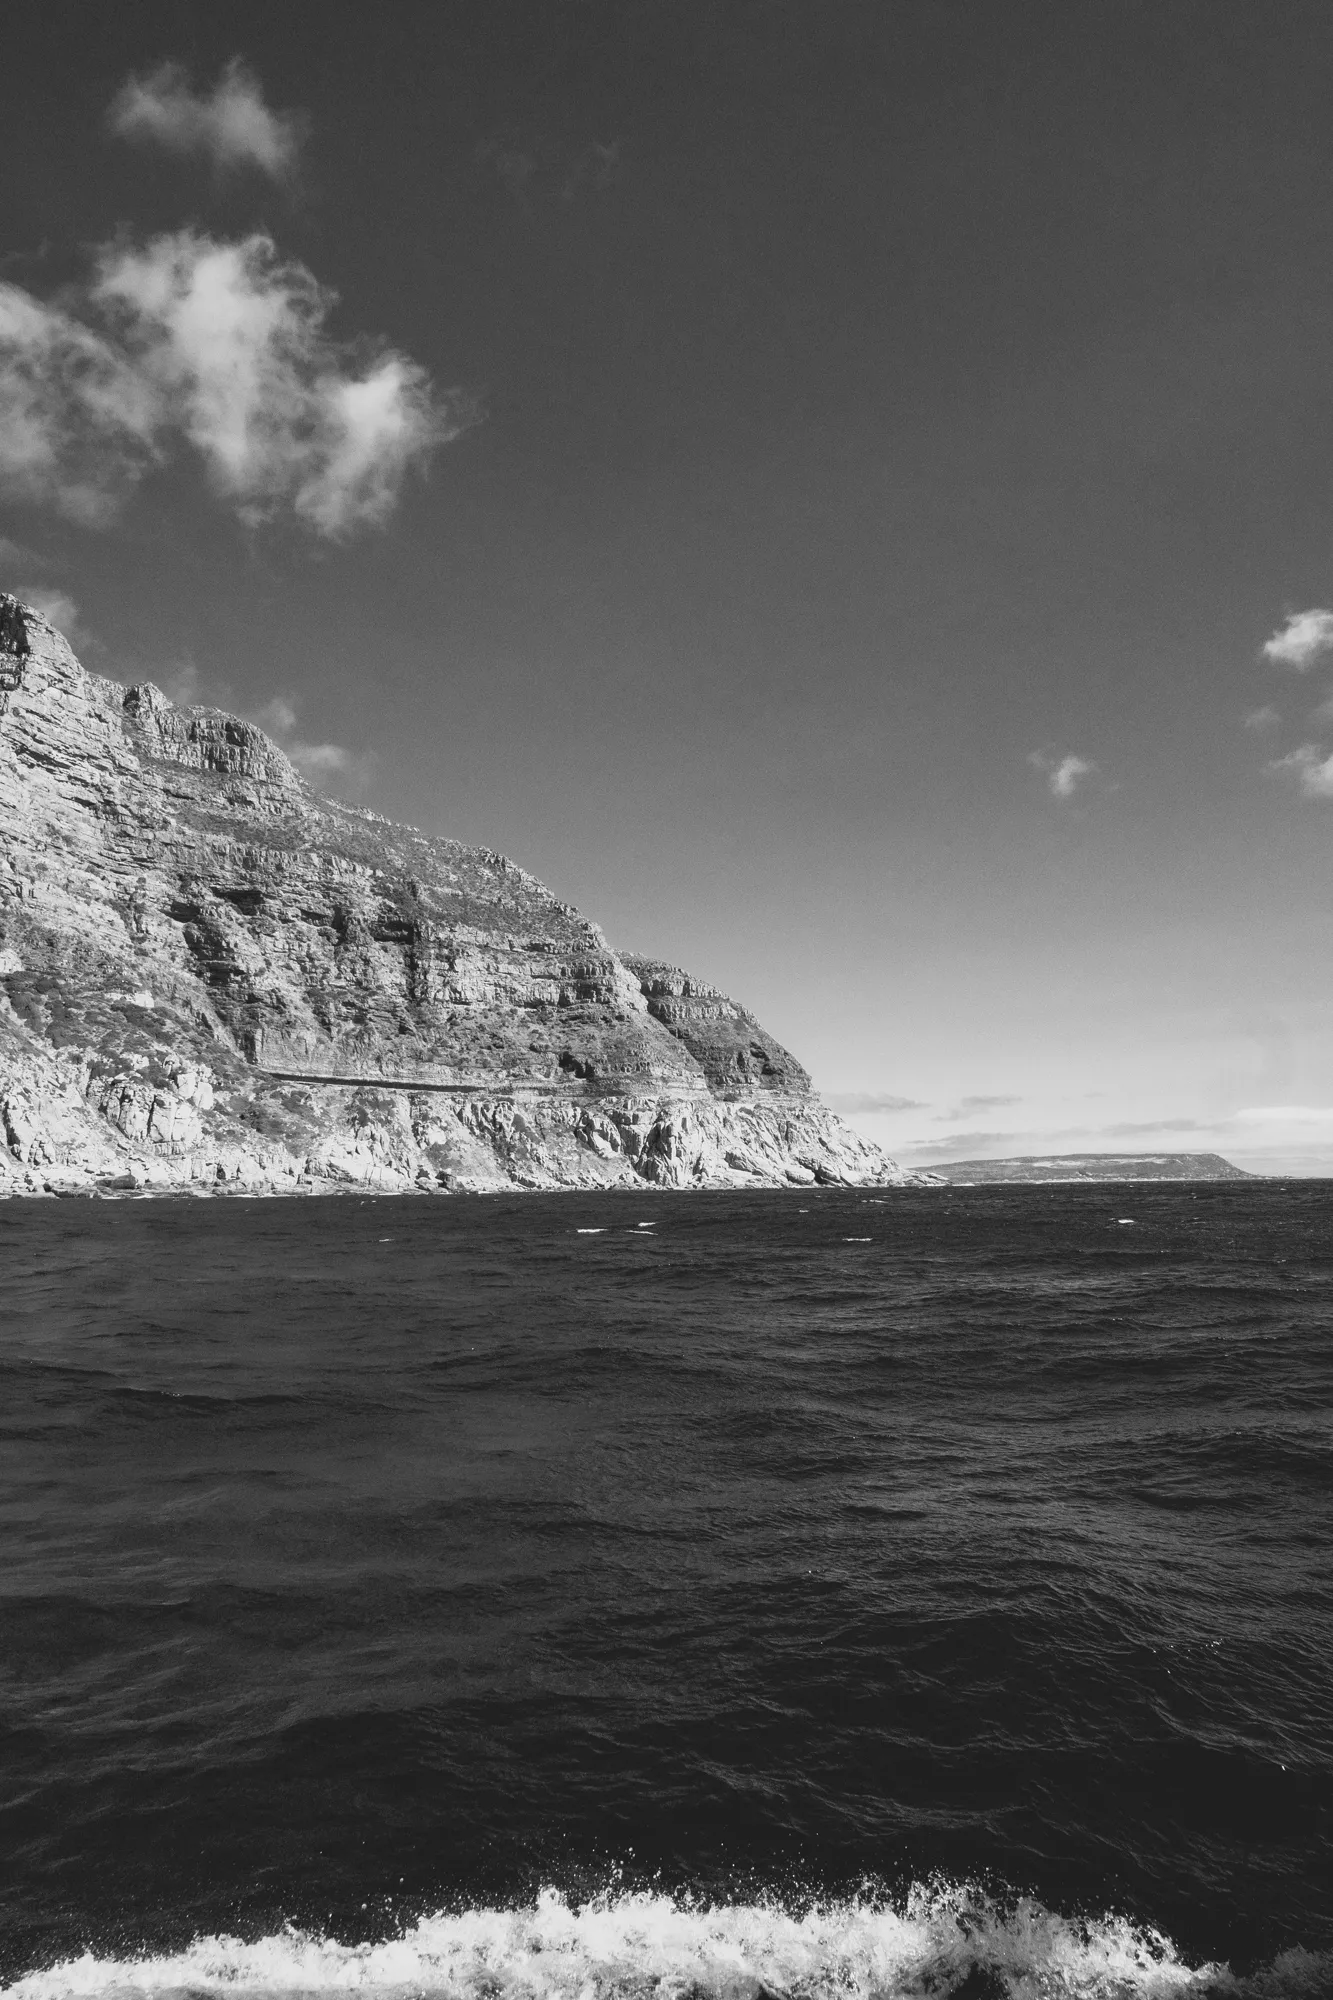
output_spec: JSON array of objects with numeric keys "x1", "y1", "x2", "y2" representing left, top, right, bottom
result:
[{"x1": 0, "y1": 596, "x2": 926, "y2": 1195}]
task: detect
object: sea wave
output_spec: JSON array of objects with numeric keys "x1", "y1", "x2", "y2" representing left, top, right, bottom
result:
[{"x1": 4, "y1": 1886, "x2": 1329, "y2": 2000}]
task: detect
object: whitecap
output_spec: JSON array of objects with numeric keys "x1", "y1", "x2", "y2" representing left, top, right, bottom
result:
[{"x1": 9, "y1": 1883, "x2": 1318, "y2": 2000}]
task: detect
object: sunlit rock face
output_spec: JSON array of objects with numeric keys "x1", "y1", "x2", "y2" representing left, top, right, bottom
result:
[{"x1": 0, "y1": 595, "x2": 921, "y2": 1194}]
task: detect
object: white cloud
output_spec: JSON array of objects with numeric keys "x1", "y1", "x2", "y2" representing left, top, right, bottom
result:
[
  {"x1": 288, "y1": 741, "x2": 359, "y2": 777},
  {"x1": 255, "y1": 696, "x2": 299, "y2": 735},
  {"x1": 1267, "y1": 743, "x2": 1333, "y2": 798},
  {"x1": 294, "y1": 357, "x2": 445, "y2": 536},
  {"x1": 1029, "y1": 749, "x2": 1096, "y2": 799},
  {"x1": 250, "y1": 693, "x2": 373, "y2": 792},
  {"x1": 108, "y1": 59, "x2": 305, "y2": 181},
  {"x1": 0, "y1": 281, "x2": 161, "y2": 523},
  {"x1": 1242, "y1": 704, "x2": 1280, "y2": 731},
  {"x1": 1050, "y1": 754, "x2": 1095, "y2": 798},
  {"x1": 0, "y1": 231, "x2": 458, "y2": 537},
  {"x1": 1262, "y1": 608, "x2": 1333, "y2": 670}
]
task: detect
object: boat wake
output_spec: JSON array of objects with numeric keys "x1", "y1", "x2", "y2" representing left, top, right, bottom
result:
[{"x1": 4, "y1": 1885, "x2": 1329, "y2": 2000}]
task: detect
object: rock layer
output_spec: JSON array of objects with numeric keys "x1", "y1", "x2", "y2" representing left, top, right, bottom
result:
[{"x1": 0, "y1": 596, "x2": 922, "y2": 1194}]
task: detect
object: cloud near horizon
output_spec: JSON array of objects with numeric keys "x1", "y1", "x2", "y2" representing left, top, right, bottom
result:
[
  {"x1": 823, "y1": 1092, "x2": 928, "y2": 1114},
  {"x1": 939, "y1": 1094, "x2": 1022, "y2": 1120},
  {"x1": 108, "y1": 59, "x2": 306, "y2": 181},
  {"x1": 1101, "y1": 1118, "x2": 1211, "y2": 1137},
  {"x1": 891, "y1": 1115, "x2": 1225, "y2": 1159},
  {"x1": 1235, "y1": 1104, "x2": 1333, "y2": 1126},
  {"x1": 0, "y1": 231, "x2": 461, "y2": 537},
  {"x1": 1029, "y1": 749, "x2": 1095, "y2": 799},
  {"x1": 1262, "y1": 608, "x2": 1333, "y2": 670},
  {"x1": 894, "y1": 1129, "x2": 1025, "y2": 1156}
]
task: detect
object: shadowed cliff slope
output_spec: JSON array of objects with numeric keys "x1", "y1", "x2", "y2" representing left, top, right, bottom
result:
[{"x1": 0, "y1": 596, "x2": 920, "y2": 1193}]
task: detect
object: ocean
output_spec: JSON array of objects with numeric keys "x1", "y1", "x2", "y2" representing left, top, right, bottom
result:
[{"x1": 1, "y1": 1183, "x2": 1329, "y2": 1998}]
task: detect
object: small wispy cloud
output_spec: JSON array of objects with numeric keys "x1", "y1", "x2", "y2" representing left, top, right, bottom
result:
[
  {"x1": 289, "y1": 742, "x2": 360, "y2": 777},
  {"x1": 1029, "y1": 749, "x2": 1096, "y2": 799},
  {"x1": 0, "y1": 534, "x2": 41, "y2": 570},
  {"x1": 251, "y1": 694, "x2": 374, "y2": 793},
  {"x1": 475, "y1": 128, "x2": 622, "y2": 207},
  {"x1": 1235, "y1": 1104, "x2": 1333, "y2": 1127},
  {"x1": 1267, "y1": 743, "x2": 1333, "y2": 799},
  {"x1": 897, "y1": 1129, "x2": 1025, "y2": 1156},
  {"x1": 1262, "y1": 608, "x2": 1333, "y2": 671},
  {"x1": 1101, "y1": 1118, "x2": 1211, "y2": 1137},
  {"x1": 0, "y1": 550, "x2": 87, "y2": 642},
  {"x1": 16, "y1": 585, "x2": 82, "y2": 642},
  {"x1": 158, "y1": 659, "x2": 204, "y2": 706},
  {"x1": 939, "y1": 1094, "x2": 1021, "y2": 1121},
  {"x1": 0, "y1": 230, "x2": 466, "y2": 536},
  {"x1": 108, "y1": 59, "x2": 307, "y2": 182},
  {"x1": 255, "y1": 696, "x2": 299, "y2": 736},
  {"x1": 824, "y1": 1092, "x2": 928, "y2": 1114},
  {"x1": 1242, "y1": 704, "x2": 1280, "y2": 731}
]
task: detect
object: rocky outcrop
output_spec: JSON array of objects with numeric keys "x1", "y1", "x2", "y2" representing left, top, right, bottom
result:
[
  {"x1": 620, "y1": 955, "x2": 812, "y2": 1095},
  {"x1": 0, "y1": 595, "x2": 924, "y2": 1195}
]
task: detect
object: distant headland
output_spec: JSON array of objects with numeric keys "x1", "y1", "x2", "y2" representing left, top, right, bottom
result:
[{"x1": 929, "y1": 1152, "x2": 1254, "y2": 1185}]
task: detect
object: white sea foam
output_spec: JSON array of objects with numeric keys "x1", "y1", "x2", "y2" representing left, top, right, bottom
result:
[{"x1": 5, "y1": 1885, "x2": 1330, "y2": 2000}]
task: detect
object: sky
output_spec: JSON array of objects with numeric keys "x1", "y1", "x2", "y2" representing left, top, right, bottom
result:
[{"x1": 4, "y1": 0, "x2": 1333, "y2": 1173}]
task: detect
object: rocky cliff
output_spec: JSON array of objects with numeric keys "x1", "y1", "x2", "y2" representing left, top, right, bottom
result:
[{"x1": 0, "y1": 595, "x2": 921, "y2": 1195}]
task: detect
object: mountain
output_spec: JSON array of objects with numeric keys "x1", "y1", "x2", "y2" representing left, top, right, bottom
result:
[
  {"x1": 0, "y1": 596, "x2": 921, "y2": 1196},
  {"x1": 930, "y1": 1152, "x2": 1254, "y2": 1184}
]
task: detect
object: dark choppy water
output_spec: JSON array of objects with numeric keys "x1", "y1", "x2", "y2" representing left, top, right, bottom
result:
[{"x1": 1, "y1": 1184, "x2": 1330, "y2": 1998}]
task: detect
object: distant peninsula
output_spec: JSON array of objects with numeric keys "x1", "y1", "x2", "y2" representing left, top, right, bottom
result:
[
  {"x1": 930, "y1": 1152, "x2": 1254, "y2": 1184},
  {"x1": 0, "y1": 596, "x2": 929, "y2": 1197}
]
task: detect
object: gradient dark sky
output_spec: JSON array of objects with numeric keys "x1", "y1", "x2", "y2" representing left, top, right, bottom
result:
[{"x1": 6, "y1": 0, "x2": 1333, "y2": 1168}]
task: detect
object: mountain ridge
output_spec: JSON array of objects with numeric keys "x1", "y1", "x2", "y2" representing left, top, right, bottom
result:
[{"x1": 0, "y1": 594, "x2": 921, "y2": 1195}]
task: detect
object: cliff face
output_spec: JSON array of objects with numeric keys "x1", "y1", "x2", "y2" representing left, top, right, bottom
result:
[{"x1": 0, "y1": 595, "x2": 919, "y2": 1195}]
